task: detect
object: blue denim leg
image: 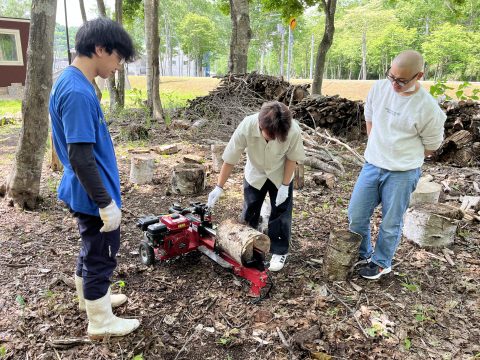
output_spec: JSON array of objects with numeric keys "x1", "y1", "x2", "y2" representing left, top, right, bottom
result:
[
  {"x1": 348, "y1": 163, "x2": 381, "y2": 259},
  {"x1": 372, "y1": 167, "x2": 420, "y2": 268}
]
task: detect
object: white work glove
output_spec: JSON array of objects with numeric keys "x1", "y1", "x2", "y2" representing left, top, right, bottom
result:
[
  {"x1": 99, "y1": 200, "x2": 121, "y2": 232},
  {"x1": 275, "y1": 184, "x2": 290, "y2": 207},
  {"x1": 207, "y1": 185, "x2": 224, "y2": 208}
]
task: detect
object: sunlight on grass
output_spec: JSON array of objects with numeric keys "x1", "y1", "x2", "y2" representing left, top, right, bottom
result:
[{"x1": 0, "y1": 100, "x2": 21, "y2": 115}]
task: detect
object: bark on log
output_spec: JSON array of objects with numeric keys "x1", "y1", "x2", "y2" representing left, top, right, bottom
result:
[
  {"x1": 216, "y1": 219, "x2": 270, "y2": 265},
  {"x1": 403, "y1": 204, "x2": 460, "y2": 248},
  {"x1": 171, "y1": 164, "x2": 205, "y2": 195},
  {"x1": 211, "y1": 143, "x2": 227, "y2": 173},
  {"x1": 130, "y1": 154, "x2": 155, "y2": 184},
  {"x1": 323, "y1": 230, "x2": 362, "y2": 281}
]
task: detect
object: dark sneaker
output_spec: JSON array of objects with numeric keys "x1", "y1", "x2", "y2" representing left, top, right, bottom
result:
[
  {"x1": 354, "y1": 256, "x2": 371, "y2": 267},
  {"x1": 359, "y1": 262, "x2": 391, "y2": 280}
]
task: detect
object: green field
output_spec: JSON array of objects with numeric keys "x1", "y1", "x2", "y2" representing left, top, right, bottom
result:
[{"x1": 1, "y1": 76, "x2": 479, "y2": 117}]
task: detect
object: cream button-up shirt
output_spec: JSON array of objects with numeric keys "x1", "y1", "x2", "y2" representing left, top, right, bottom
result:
[{"x1": 222, "y1": 113, "x2": 306, "y2": 190}]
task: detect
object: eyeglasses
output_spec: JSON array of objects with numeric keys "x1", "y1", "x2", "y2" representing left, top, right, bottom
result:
[
  {"x1": 113, "y1": 50, "x2": 125, "y2": 65},
  {"x1": 385, "y1": 67, "x2": 419, "y2": 87}
]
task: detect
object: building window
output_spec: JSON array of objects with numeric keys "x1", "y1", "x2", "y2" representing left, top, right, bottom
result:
[{"x1": 0, "y1": 28, "x2": 24, "y2": 66}]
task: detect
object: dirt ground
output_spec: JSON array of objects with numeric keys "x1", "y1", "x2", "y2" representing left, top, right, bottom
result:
[{"x1": 0, "y1": 112, "x2": 479, "y2": 360}]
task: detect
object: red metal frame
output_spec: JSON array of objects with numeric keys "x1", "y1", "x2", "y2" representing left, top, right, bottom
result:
[{"x1": 151, "y1": 212, "x2": 269, "y2": 297}]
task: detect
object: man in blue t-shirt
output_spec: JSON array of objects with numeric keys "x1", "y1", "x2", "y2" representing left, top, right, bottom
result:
[{"x1": 49, "y1": 18, "x2": 139, "y2": 339}]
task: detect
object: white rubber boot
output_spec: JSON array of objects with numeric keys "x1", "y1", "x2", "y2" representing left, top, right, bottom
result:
[
  {"x1": 75, "y1": 275, "x2": 127, "y2": 311},
  {"x1": 85, "y1": 289, "x2": 140, "y2": 340}
]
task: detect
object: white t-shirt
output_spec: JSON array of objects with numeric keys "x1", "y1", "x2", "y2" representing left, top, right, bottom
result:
[
  {"x1": 222, "y1": 113, "x2": 306, "y2": 190},
  {"x1": 364, "y1": 79, "x2": 447, "y2": 171}
]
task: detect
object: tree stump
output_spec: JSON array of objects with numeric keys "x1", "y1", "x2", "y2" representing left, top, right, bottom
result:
[
  {"x1": 171, "y1": 164, "x2": 205, "y2": 195},
  {"x1": 216, "y1": 219, "x2": 270, "y2": 266},
  {"x1": 410, "y1": 181, "x2": 442, "y2": 206},
  {"x1": 294, "y1": 164, "x2": 304, "y2": 189},
  {"x1": 323, "y1": 230, "x2": 362, "y2": 281},
  {"x1": 211, "y1": 143, "x2": 227, "y2": 173},
  {"x1": 130, "y1": 154, "x2": 155, "y2": 184},
  {"x1": 403, "y1": 203, "x2": 460, "y2": 248}
]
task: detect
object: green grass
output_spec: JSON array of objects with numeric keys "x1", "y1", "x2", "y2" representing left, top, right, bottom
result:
[
  {"x1": 100, "y1": 89, "x2": 197, "y2": 109},
  {"x1": 0, "y1": 100, "x2": 21, "y2": 116}
]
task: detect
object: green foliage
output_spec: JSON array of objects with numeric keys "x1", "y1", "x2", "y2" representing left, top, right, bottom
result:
[
  {"x1": 429, "y1": 80, "x2": 480, "y2": 100},
  {"x1": 429, "y1": 80, "x2": 454, "y2": 99},
  {"x1": 179, "y1": 13, "x2": 218, "y2": 63},
  {"x1": 0, "y1": 345, "x2": 6, "y2": 358},
  {"x1": 404, "y1": 337, "x2": 412, "y2": 351},
  {"x1": 401, "y1": 281, "x2": 420, "y2": 292},
  {"x1": 0, "y1": 0, "x2": 31, "y2": 18},
  {"x1": 15, "y1": 294, "x2": 25, "y2": 308},
  {"x1": 131, "y1": 354, "x2": 144, "y2": 360}
]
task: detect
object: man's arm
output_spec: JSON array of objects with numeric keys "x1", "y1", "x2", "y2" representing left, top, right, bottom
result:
[
  {"x1": 216, "y1": 162, "x2": 235, "y2": 188},
  {"x1": 282, "y1": 158, "x2": 297, "y2": 185},
  {"x1": 68, "y1": 143, "x2": 112, "y2": 208}
]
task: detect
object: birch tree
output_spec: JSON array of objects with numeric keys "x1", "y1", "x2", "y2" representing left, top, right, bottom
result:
[{"x1": 1, "y1": 0, "x2": 57, "y2": 208}]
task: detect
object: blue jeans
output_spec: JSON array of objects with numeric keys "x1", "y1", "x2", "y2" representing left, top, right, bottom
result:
[{"x1": 348, "y1": 163, "x2": 421, "y2": 268}]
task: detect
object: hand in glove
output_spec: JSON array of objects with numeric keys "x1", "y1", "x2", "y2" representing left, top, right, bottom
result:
[
  {"x1": 207, "y1": 185, "x2": 224, "y2": 208},
  {"x1": 99, "y1": 200, "x2": 121, "y2": 232},
  {"x1": 275, "y1": 184, "x2": 290, "y2": 207}
]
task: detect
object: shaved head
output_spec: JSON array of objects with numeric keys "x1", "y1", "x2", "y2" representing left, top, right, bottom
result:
[{"x1": 392, "y1": 50, "x2": 424, "y2": 73}]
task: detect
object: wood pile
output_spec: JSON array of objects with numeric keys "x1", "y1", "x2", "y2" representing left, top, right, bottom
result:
[
  {"x1": 290, "y1": 95, "x2": 365, "y2": 137},
  {"x1": 179, "y1": 72, "x2": 309, "y2": 131},
  {"x1": 436, "y1": 99, "x2": 480, "y2": 166}
]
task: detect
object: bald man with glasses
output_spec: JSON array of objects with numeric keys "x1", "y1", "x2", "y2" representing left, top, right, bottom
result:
[{"x1": 348, "y1": 50, "x2": 447, "y2": 280}]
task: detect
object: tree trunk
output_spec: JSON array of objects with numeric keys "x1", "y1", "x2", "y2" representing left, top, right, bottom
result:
[
  {"x1": 144, "y1": 0, "x2": 164, "y2": 122},
  {"x1": 312, "y1": 0, "x2": 337, "y2": 95},
  {"x1": 171, "y1": 164, "x2": 205, "y2": 195},
  {"x1": 1, "y1": 0, "x2": 57, "y2": 209},
  {"x1": 105, "y1": 0, "x2": 125, "y2": 111},
  {"x1": 323, "y1": 230, "x2": 362, "y2": 281},
  {"x1": 96, "y1": 0, "x2": 106, "y2": 17},
  {"x1": 361, "y1": 30, "x2": 367, "y2": 80},
  {"x1": 80, "y1": 0, "x2": 102, "y2": 101},
  {"x1": 228, "y1": 0, "x2": 251, "y2": 74}
]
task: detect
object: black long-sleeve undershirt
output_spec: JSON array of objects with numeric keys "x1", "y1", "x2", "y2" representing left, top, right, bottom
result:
[{"x1": 68, "y1": 143, "x2": 112, "y2": 208}]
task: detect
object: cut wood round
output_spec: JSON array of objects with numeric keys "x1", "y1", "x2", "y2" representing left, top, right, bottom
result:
[
  {"x1": 410, "y1": 181, "x2": 442, "y2": 206},
  {"x1": 323, "y1": 230, "x2": 362, "y2": 281},
  {"x1": 403, "y1": 204, "x2": 459, "y2": 248},
  {"x1": 257, "y1": 198, "x2": 271, "y2": 235},
  {"x1": 129, "y1": 154, "x2": 155, "y2": 184},
  {"x1": 171, "y1": 163, "x2": 205, "y2": 195},
  {"x1": 211, "y1": 143, "x2": 227, "y2": 173},
  {"x1": 216, "y1": 219, "x2": 270, "y2": 266}
]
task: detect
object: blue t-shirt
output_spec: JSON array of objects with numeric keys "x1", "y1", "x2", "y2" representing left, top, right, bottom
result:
[{"x1": 49, "y1": 66, "x2": 121, "y2": 216}]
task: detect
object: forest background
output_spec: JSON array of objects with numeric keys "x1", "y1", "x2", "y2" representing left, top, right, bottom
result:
[{"x1": 1, "y1": 0, "x2": 479, "y2": 83}]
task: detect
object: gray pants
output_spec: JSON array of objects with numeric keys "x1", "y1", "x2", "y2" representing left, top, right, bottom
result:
[{"x1": 242, "y1": 179, "x2": 293, "y2": 255}]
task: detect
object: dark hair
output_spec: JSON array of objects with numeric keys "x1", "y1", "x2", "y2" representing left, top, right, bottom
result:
[
  {"x1": 258, "y1": 101, "x2": 292, "y2": 142},
  {"x1": 75, "y1": 17, "x2": 135, "y2": 62}
]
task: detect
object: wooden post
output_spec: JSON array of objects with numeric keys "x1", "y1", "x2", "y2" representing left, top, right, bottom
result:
[
  {"x1": 216, "y1": 219, "x2": 270, "y2": 266},
  {"x1": 410, "y1": 181, "x2": 442, "y2": 206},
  {"x1": 130, "y1": 154, "x2": 155, "y2": 184},
  {"x1": 171, "y1": 163, "x2": 205, "y2": 194},
  {"x1": 323, "y1": 230, "x2": 362, "y2": 281},
  {"x1": 293, "y1": 163, "x2": 304, "y2": 189}
]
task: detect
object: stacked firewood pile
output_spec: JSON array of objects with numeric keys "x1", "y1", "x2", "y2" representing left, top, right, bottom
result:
[
  {"x1": 290, "y1": 95, "x2": 365, "y2": 138},
  {"x1": 436, "y1": 99, "x2": 480, "y2": 166},
  {"x1": 179, "y1": 72, "x2": 309, "y2": 129}
]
